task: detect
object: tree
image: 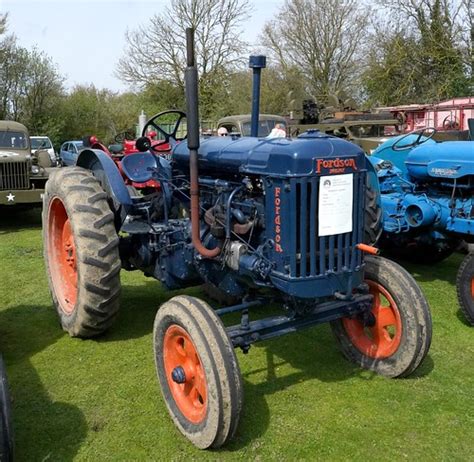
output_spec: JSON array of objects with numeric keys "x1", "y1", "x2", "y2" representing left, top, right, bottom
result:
[
  {"x1": 261, "y1": 0, "x2": 369, "y2": 99},
  {"x1": 364, "y1": 0, "x2": 471, "y2": 105},
  {"x1": 117, "y1": 0, "x2": 251, "y2": 118}
]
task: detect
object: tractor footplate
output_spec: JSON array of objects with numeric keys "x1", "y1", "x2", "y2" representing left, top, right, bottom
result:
[{"x1": 226, "y1": 294, "x2": 373, "y2": 349}]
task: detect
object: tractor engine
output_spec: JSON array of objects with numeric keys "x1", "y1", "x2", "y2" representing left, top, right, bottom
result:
[
  {"x1": 372, "y1": 140, "x2": 474, "y2": 239},
  {"x1": 123, "y1": 130, "x2": 369, "y2": 303}
]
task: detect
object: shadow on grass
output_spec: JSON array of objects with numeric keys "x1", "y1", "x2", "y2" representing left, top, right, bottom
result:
[
  {"x1": 384, "y1": 252, "x2": 461, "y2": 286},
  {"x1": 0, "y1": 304, "x2": 87, "y2": 461},
  {"x1": 0, "y1": 207, "x2": 42, "y2": 234}
]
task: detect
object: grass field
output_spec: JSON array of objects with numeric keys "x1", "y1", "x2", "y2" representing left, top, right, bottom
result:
[{"x1": 0, "y1": 209, "x2": 473, "y2": 461}]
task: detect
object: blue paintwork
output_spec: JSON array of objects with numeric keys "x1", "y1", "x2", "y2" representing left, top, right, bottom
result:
[
  {"x1": 371, "y1": 138, "x2": 474, "y2": 243},
  {"x1": 173, "y1": 132, "x2": 366, "y2": 177},
  {"x1": 76, "y1": 149, "x2": 132, "y2": 224}
]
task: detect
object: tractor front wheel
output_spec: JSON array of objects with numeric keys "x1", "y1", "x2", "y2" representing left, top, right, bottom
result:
[
  {"x1": 43, "y1": 167, "x2": 121, "y2": 337},
  {"x1": 456, "y1": 252, "x2": 474, "y2": 326},
  {"x1": 153, "y1": 295, "x2": 242, "y2": 449},
  {"x1": 331, "y1": 255, "x2": 432, "y2": 378}
]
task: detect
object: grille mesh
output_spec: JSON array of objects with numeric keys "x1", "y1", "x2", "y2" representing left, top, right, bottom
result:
[{"x1": 0, "y1": 160, "x2": 30, "y2": 190}]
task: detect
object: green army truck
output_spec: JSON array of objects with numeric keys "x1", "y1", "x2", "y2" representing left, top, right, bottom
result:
[{"x1": 0, "y1": 120, "x2": 57, "y2": 207}]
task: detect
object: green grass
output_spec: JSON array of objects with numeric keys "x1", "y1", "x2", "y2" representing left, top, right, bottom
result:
[{"x1": 0, "y1": 209, "x2": 473, "y2": 461}]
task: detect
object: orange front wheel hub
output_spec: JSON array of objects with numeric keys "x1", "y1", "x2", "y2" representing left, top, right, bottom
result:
[
  {"x1": 48, "y1": 198, "x2": 78, "y2": 314},
  {"x1": 343, "y1": 281, "x2": 402, "y2": 359},
  {"x1": 163, "y1": 325, "x2": 207, "y2": 424}
]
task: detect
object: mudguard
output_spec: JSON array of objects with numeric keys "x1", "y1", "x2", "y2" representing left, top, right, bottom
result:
[{"x1": 76, "y1": 149, "x2": 132, "y2": 226}]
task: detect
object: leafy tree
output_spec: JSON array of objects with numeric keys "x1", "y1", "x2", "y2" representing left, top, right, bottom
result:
[
  {"x1": 364, "y1": 0, "x2": 471, "y2": 105},
  {"x1": 117, "y1": 0, "x2": 251, "y2": 118},
  {"x1": 261, "y1": 0, "x2": 369, "y2": 98}
]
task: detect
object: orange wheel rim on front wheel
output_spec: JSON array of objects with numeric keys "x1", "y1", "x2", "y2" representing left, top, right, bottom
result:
[
  {"x1": 48, "y1": 198, "x2": 78, "y2": 314},
  {"x1": 343, "y1": 281, "x2": 402, "y2": 359},
  {"x1": 163, "y1": 325, "x2": 207, "y2": 424}
]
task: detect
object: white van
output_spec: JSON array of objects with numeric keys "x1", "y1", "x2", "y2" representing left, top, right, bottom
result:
[{"x1": 30, "y1": 136, "x2": 57, "y2": 165}]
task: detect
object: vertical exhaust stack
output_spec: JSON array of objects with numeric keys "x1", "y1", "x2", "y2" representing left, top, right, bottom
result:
[
  {"x1": 185, "y1": 28, "x2": 221, "y2": 258},
  {"x1": 249, "y1": 55, "x2": 266, "y2": 137}
]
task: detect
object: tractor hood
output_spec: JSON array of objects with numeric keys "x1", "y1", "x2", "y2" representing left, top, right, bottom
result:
[
  {"x1": 172, "y1": 132, "x2": 366, "y2": 177},
  {"x1": 405, "y1": 141, "x2": 474, "y2": 180}
]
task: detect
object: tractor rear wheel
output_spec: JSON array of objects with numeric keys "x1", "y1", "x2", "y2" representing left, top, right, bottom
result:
[
  {"x1": 331, "y1": 255, "x2": 432, "y2": 378},
  {"x1": 43, "y1": 167, "x2": 121, "y2": 338},
  {"x1": 153, "y1": 295, "x2": 242, "y2": 449},
  {"x1": 364, "y1": 180, "x2": 382, "y2": 246},
  {"x1": 0, "y1": 356, "x2": 13, "y2": 462},
  {"x1": 456, "y1": 252, "x2": 474, "y2": 326}
]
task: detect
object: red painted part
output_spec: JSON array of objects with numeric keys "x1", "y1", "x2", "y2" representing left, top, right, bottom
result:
[
  {"x1": 163, "y1": 325, "x2": 207, "y2": 424},
  {"x1": 48, "y1": 198, "x2": 78, "y2": 314},
  {"x1": 342, "y1": 281, "x2": 402, "y2": 359},
  {"x1": 356, "y1": 243, "x2": 380, "y2": 255},
  {"x1": 90, "y1": 141, "x2": 111, "y2": 155}
]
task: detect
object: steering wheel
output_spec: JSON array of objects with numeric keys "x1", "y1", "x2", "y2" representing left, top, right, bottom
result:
[
  {"x1": 392, "y1": 127, "x2": 436, "y2": 151},
  {"x1": 442, "y1": 116, "x2": 460, "y2": 131},
  {"x1": 141, "y1": 110, "x2": 187, "y2": 152},
  {"x1": 114, "y1": 130, "x2": 136, "y2": 143}
]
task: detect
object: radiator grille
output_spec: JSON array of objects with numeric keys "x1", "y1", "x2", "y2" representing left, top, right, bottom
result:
[
  {"x1": 286, "y1": 173, "x2": 365, "y2": 278},
  {"x1": 0, "y1": 160, "x2": 30, "y2": 190}
]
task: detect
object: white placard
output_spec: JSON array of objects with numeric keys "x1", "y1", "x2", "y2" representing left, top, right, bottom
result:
[{"x1": 318, "y1": 174, "x2": 353, "y2": 236}]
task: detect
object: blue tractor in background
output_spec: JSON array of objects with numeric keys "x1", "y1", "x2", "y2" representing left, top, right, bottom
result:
[
  {"x1": 41, "y1": 30, "x2": 432, "y2": 449},
  {"x1": 370, "y1": 129, "x2": 474, "y2": 326}
]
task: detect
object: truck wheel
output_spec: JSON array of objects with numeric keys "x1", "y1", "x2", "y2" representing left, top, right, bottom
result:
[
  {"x1": 43, "y1": 167, "x2": 121, "y2": 338},
  {"x1": 364, "y1": 181, "x2": 382, "y2": 246},
  {"x1": 153, "y1": 295, "x2": 242, "y2": 449},
  {"x1": 0, "y1": 356, "x2": 13, "y2": 462},
  {"x1": 456, "y1": 252, "x2": 474, "y2": 326},
  {"x1": 331, "y1": 255, "x2": 432, "y2": 378}
]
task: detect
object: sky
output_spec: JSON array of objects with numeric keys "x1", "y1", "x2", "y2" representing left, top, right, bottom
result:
[{"x1": 1, "y1": 0, "x2": 281, "y2": 92}]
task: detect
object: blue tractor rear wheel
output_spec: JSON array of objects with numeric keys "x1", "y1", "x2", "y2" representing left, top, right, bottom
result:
[{"x1": 456, "y1": 252, "x2": 474, "y2": 326}]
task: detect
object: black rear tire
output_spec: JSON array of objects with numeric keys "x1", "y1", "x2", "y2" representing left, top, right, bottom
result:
[
  {"x1": 331, "y1": 255, "x2": 432, "y2": 378},
  {"x1": 456, "y1": 252, "x2": 474, "y2": 326},
  {"x1": 0, "y1": 356, "x2": 13, "y2": 462},
  {"x1": 153, "y1": 295, "x2": 242, "y2": 449},
  {"x1": 364, "y1": 180, "x2": 382, "y2": 246},
  {"x1": 43, "y1": 167, "x2": 121, "y2": 338}
]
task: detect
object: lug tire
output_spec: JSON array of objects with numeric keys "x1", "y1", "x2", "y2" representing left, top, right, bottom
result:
[
  {"x1": 43, "y1": 167, "x2": 121, "y2": 338},
  {"x1": 456, "y1": 252, "x2": 474, "y2": 326},
  {"x1": 364, "y1": 180, "x2": 382, "y2": 246},
  {"x1": 153, "y1": 295, "x2": 242, "y2": 449},
  {"x1": 331, "y1": 255, "x2": 432, "y2": 378},
  {"x1": 0, "y1": 356, "x2": 13, "y2": 461},
  {"x1": 201, "y1": 282, "x2": 240, "y2": 307}
]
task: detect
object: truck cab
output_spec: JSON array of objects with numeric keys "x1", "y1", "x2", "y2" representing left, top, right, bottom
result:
[{"x1": 0, "y1": 120, "x2": 57, "y2": 206}]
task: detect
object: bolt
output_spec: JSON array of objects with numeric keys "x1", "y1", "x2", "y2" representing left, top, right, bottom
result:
[{"x1": 171, "y1": 366, "x2": 186, "y2": 384}]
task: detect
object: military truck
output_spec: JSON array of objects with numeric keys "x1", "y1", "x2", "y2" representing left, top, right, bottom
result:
[{"x1": 0, "y1": 120, "x2": 57, "y2": 207}]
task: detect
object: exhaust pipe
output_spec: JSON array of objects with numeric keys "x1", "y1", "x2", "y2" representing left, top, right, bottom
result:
[
  {"x1": 249, "y1": 55, "x2": 266, "y2": 137},
  {"x1": 185, "y1": 28, "x2": 221, "y2": 258}
]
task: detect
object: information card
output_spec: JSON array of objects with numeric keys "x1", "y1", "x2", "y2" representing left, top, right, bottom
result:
[{"x1": 318, "y1": 173, "x2": 353, "y2": 236}]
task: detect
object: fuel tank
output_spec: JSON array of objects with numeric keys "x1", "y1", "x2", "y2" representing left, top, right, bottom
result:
[
  {"x1": 405, "y1": 141, "x2": 474, "y2": 180},
  {"x1": 172, "y1": 131, "x2": 366, "y2": 177}
]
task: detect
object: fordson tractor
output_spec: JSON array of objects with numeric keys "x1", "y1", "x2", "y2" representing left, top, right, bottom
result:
[
  {"x1": 370, "y1": 130, "x2": 473, "y2": 325},
  {"x1": 42, "y1": 30, "x2": 432, "y2": 449}
]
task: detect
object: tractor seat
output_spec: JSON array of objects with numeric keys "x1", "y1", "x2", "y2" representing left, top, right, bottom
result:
[{"x1": 121, "y1": 152, "x2": 157, "y2": 183}]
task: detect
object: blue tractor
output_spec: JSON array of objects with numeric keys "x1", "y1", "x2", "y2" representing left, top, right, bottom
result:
[
  {"x1": 42, "y1": 30, "x2": 432, "y2": 448},
  {"x1": 370, "y1": 128, "x2": 474, "y2": 326}
]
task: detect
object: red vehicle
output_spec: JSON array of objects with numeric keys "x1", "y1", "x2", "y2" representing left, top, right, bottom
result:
[
  {"x1": 380, "y1": 97, "x2": 474, "y2": 139},
  {"x1": 85, "y1": 110, "x2": 187, "y2": 192}
]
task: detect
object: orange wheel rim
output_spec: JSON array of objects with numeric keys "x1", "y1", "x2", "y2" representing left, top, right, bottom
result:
[
  {"x1": 163, "y1": 325, "x2": 207, "y2": 424},
  {"x1": 342, "y1": 281, "x2": 402, "y2": 359},
  {"x1": 48, "y1": 198, "x2": 78, "y2": 314},
  {"x1": 471, "y1": 277, "x2": 474, "y2": 300}
]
